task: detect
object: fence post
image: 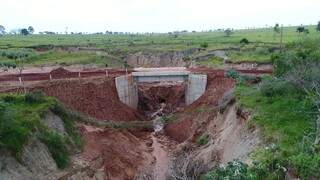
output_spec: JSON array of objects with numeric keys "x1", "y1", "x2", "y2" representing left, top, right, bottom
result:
[{"x1": 49, "y1": 74, "x2": 52, "y2": 81}]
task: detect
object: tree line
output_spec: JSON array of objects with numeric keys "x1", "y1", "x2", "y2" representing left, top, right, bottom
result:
[{"x1": 1, "y1": 21, "x2": 320, "y2": 36}]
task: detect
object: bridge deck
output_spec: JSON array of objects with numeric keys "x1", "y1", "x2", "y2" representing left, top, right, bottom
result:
[{"x1": 132, "y1": 71, "x2": 190, "y2": 83}]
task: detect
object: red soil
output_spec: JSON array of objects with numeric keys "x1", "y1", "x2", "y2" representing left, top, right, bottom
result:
[
  {"x1": 0, "y1": 67, "x2": 131, "y2": 82},
  {"x1": 165, "y1": 73, "x2": 235, "y2": 142},
  {"x1": 79, "y1": 125, "x2": 152, "y2": 180},
  {"x1": 137, "y1": 82, "x2": 186, "y2": 116},
  {"x1": 1, "y1": 77, "x2": 143, "y2": 122}
]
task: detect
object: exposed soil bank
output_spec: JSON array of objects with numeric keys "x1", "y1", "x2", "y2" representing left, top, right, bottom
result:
[
  {"x1": 137, "y1": 82, "x2": 186, "y2": 117},
  {"x1": 125, "y1": 48, "x2": 199, "y2": 68},
  {"x1": 78, "y1": 125, "x2": 153, "y2": 180},
  {"x1": 1, "y1": 77, "x2": 143, "y2": 122},
  {"x1": 165, "y1": 74, "x2": 235, "y2": 142}
]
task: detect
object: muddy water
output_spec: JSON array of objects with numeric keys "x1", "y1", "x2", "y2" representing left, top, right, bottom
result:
[{"x1": 151, "y1": 116, "x2": 170, "y2": 180}]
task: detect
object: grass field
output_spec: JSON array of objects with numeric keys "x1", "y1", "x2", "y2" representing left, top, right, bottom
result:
[{"x1": 0, "y1": 25, "x2": 319, "y2": 67}]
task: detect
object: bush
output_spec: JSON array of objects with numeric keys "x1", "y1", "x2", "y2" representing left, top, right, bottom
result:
[
  {"x1": 255, "y1": 47, "x2": 269, "y2": 55},
  {"x1": 0, "y1": 49, "x2": 35, "y2": 60},
  {"x1": 196, "y1": 134, "x2": 209, "y2": 146},
  {"x1": 0, "y1": 93, "x2": 80, "y2": 169},
  {"x1": 2, "y1": 94, "x2": 19, "y2": 102},
  {"x1": 0, "y1": 110, "x2": 41, "y2": 157},
  {"x1": 240, "y1": 38, "x2": 249, "y2": 44},
  {"x1": 290, "y1": 153, "x2": 320, "y2": 178},
  {"x1": 0, "y1": 101, "x2": 6, "y2": 112},
  {"x1": 25, "y1": 90, "x2": 46, "y2": 104},
  {"x1": 259, "y1": 78, "x2": 291, "y2": 98},
  {"x1": 0, "y1": 62, "x2": 16, "y2": 69},
  {"x1": 203, "y1": 160, "x2": 255, "y2": 180},
  {"x1": 225, "y1": 69, "x2": 240, "y2": 79},
  {"x1": 50, "y1": 100, "x2": 82, "y2": 148},
  {"x1": 39, "y1": 131, "x2": 69, "y2": 169},
  {"x1": 273, "y1": 39, "x2": 320, "y2": 77},
  {"x1": 200, "y1": 42, "x2": 208, "y2": 48}
]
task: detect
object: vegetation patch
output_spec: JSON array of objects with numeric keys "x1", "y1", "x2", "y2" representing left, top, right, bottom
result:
[
  {"x1": 0, "y1": 92, "x2": 81, "y2": 169},
  {"x1": 197, "y1": 56, "x2": 224, "y2": 67},
  {"x1": 196, "y1": 134, "x2": 209, "y2": 146},
  {"x1": 159, "y1": 114, "x2": 177, "y2": 125}
]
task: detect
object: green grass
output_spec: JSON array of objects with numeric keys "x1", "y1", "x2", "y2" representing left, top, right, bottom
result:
[
  {"x1": 235, "y1": 84, "x2": 314, "y2": 147},
  {"x1": 234, "y1": 80, "x2": 320, "y2": 179},
  {"x1": 196, "y1": 56, "x2": 224, "y2": 67},
  {"x1": 0, "y1": 49, "x2": 122, "y2": 67},
  {"x1": 227, "y1": 50, "x2": 272, "y2": 63},
  {"x1": 0, "y1": 25, "x2": 318, "y2": 49},
  {"x1": 0, "y1": 92, "x2": 81, "y2": 169},
  {"x1": 0, "y1": 25, "x2": 319, "y2": 67}
]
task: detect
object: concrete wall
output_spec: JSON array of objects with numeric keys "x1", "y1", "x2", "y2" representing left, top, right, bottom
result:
[
  {"x1": 132, "y1": 71, "x2": 189, "y2": 83},
  {"x1": 115, "y1": 75, "x2": 138, "y2": 109},
  {"x1": 115, "y1": 72, "x2": 207, "y2": 109},
  {"x1": 133, "y1": 75, "x2": 188, "y2": 83},
  {"x1": 185, "y1": 74, "x2": 207, "y2": 105}
]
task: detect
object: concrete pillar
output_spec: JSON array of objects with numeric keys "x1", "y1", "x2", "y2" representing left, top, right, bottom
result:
[
  {"x1": 185, "y1": 74, "x2": 207, "y2": 105},
  {"x1": 115, "y1": 75, "x2": 138, "y2": 109}
]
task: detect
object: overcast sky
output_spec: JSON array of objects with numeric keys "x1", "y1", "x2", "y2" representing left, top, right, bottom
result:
[{"x1": 1, "y1": 0, "x2": 319, "y2": 33}]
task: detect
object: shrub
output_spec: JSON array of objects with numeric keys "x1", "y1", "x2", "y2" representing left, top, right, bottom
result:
[
  {"x1": 259, "y1": 78, "x2": 290, "y2": 98},
  {"x1": 200, "y1": 42, "x2": 208, "y2": 48},
  {"x1": 0, "y1": 110, "x2": 41, "y2": 157},
  {"x1": 25, "y1": 90, "x2": 46, "y2": 104},
  {"x1": 290, "y1": 153, "x2": 320, "y2": 178},
  {"x1": 0, "y1": 49, "x2": 35, "y2": 60},
  {"x1": 50, "y1": 100, "x2": 82, "y2": 148},
  {"x1": 255, "y1": 47, "x2": 269, "y2": 55},
  {"x1": 0, "y1": 62, "x2": 16, "y2": 69},
  {"x1": 225, "y1": 69, "x2": 240, "y2": 79},
  {"x1": 203, "y1": 160, "x2": 255, "y2": 180},
  {"x1": 240, "y1": 38, "x2": 249, "y2": 44},
  {"x1": 0, "y1": 93, "x2": 80, "y2": 169},
  {"x1": 39, "y1": 131, "x2": 69, "y2": 169},
  {"x1": 0, "y1": 101, "x2": 6, "y2": 112},
  {"x1": 196, "y1": 134, "x2": 209, "y2": 146},
  {"x1": 183, "y1": 56, "x2": 192, "y2": 62},
  {"x1": 2, "y1": 94, "x2": 21, "y2": 103},
  {"x1": 273, "y1": 39, "x2": 320, "y2": 77}
]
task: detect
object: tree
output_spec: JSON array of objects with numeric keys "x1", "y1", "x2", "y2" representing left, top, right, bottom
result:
[
  {"x1": 20, "y1": 28, "x2": 30, "y2": 35},
  {"x1": 317, "y1": 21, "x2": 320, "y2": 32},
  {"x1": 224, "y1": 28, "x2": 233, "y2": 37},
  {"x1": 0, "y1": 25, "x2": 5, "y2": 35},
  {"x1": 274, "y1": 23, "x2": 280, "y2": 33},
  {"x1": 27, "y1": 26, "x2": 34, "y2": 34},
  {"x1": 296, "y1": 25, "x2": 305, "y2": 34}
]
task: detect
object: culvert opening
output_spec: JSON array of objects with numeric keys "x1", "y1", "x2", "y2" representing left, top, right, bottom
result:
[{"x1": 137, "y1": 81, "x2": 186, "y2": 118}]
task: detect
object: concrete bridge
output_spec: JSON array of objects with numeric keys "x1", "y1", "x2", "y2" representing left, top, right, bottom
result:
[{"x1": 115, "y1": 68, "x2": 207, "y2": 109}]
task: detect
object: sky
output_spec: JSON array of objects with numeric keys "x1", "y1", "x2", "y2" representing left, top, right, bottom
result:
[{"x1": 1, "y1": 0, "x2": 319, "y2": 33}]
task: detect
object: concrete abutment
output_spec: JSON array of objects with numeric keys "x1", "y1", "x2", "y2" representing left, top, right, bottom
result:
[{"x1": 115, "y1": 69, "x2": 207, "y2": 109}]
